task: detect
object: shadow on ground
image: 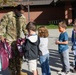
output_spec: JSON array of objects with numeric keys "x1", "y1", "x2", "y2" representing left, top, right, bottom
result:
[
  {"x1": 49, "y1": 49, "x2": 62, "y2": 72},
  {"x1": 36, "y1": 49, "x2": 74, "y2": 73},
  {"x1": 0, "y1": 49, "x2": 74, "y2": 75}
]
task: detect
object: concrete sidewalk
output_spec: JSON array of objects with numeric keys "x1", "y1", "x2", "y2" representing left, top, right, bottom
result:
[
  {"x1": 0, "y1": 28, "x2": 76, "y2": 75},
  {"x1": 22, "y1": 28, "x2": 76, "y2": 75}
]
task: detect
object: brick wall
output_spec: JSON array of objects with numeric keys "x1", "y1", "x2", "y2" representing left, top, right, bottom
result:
[
  {"x1": 0, "y1": 6, "x2": 65, "y2": 25},
  {"x1": 30, "y1": 6, "x2": 65, "y2": 24}
]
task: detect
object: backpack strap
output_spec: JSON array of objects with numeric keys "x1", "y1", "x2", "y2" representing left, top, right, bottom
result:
[{"x1": 3, "y1": 42, "x2": 11, "y2": 58}]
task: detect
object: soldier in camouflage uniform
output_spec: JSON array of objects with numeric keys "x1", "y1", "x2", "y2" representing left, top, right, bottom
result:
[{"x1": 0, "y1": 4, "x2": 27, "y2": 75}]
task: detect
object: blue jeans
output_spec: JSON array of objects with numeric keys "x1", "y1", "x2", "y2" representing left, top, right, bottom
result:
[{"x1": 39, "y1": 54, "x2": 51, "y2": 75}]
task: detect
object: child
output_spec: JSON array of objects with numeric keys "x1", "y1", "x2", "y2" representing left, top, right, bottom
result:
[
  {"x1": 22, "y1": 22, "x2": 39, "y2": 75},
  {"x1": 71, "y1": 19, "x2": 76, "y2": 72},
  {"x1": 38, "y1": 26, "x2": 51, "y2": 75},
  {"x1": 55, "y1": 21, "x2": 70, "y2": 75}
]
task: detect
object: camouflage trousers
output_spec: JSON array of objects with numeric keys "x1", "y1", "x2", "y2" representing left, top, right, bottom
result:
[{"x1": 9, "y1": 41, "x2": 22, "y2": 75}]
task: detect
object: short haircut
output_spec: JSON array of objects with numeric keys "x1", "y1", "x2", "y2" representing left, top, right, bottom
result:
[
  {"x1": 38, "y1": 26, "x2": 49, "y2": 37},
  {"x1": 26, "y1": 22, "x2": 37, "y2": 31},
  {"x1": 16, "y1": 4, "x2": 25, "y2": 11},
  {"x1": 58, "y1": 21, "x2": 67, "y2": 29}
]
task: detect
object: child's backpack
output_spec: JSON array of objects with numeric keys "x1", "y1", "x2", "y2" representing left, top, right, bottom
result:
[
  {"x1": 16, "y1": 38, "x2": 25, "y2": 57},
  {"x1": 0, "y1": 40, "x2": 12, "y2": 71}
]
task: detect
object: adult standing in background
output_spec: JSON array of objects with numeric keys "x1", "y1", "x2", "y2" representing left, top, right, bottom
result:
[{"x1": 0, "y1": 4, "x2": 27, "y2": 75}]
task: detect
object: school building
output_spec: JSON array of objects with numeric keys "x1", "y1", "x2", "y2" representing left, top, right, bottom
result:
[{"x1": 0, "y1": 0, "x2": 76, "y2": 25}]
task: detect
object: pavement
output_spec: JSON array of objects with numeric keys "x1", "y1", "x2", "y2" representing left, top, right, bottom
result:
[{"x1": 0, "y1": 28, "x2": 76, "y2": 75}]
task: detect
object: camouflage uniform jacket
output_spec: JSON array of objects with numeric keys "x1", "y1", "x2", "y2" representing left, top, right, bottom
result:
[{"x1": 0, "y1": 11, "x2": 26, "y2": 43}]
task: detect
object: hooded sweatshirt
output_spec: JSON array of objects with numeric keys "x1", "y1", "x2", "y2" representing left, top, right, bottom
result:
[{"x1": 23, "y1": 34, "x2": 39, "y2": 60}]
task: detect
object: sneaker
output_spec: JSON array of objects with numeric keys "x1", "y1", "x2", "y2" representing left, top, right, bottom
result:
[
  {"x1": 73, "y1": 68, "x2": 76, "y2": 73},
  {"x1": 58, "y1": 71, "x2": 61, "y2": 74},
  {"x1": 57, "y1": 70, "x2": 65, "y2": 74},
  {"x1": 58, "y1": 71, "x2": 66, "y2": 75},
  {"x1": 65, "y1": 71, "x2": 70, "y2": 75}
]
